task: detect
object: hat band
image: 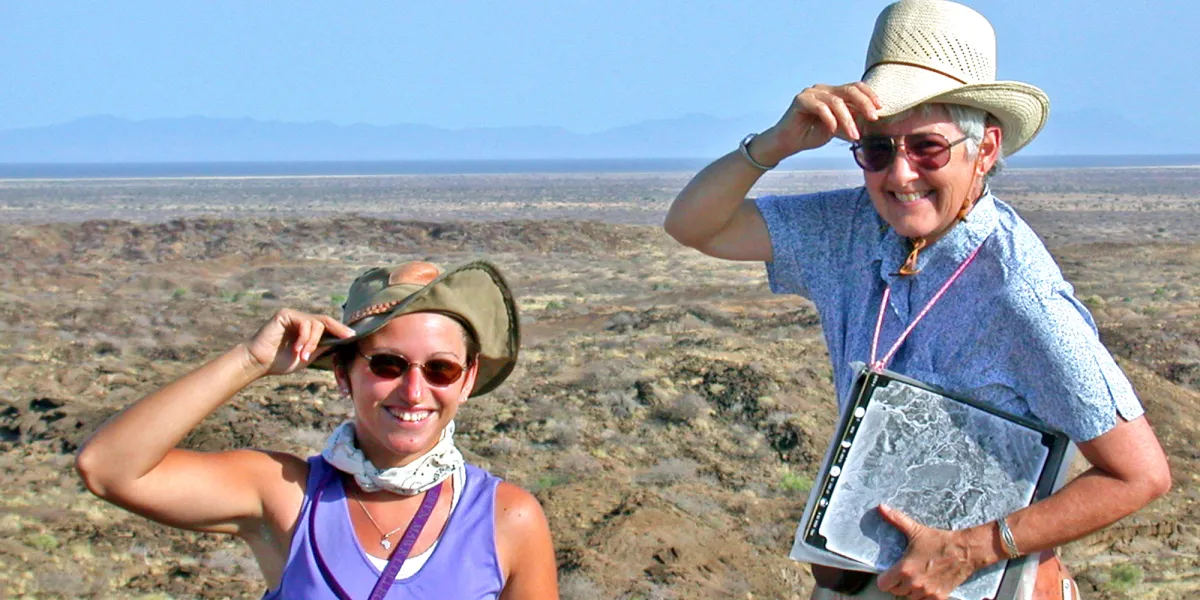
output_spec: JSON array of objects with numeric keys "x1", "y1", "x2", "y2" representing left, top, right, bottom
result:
[
  {"x1": 864, "y1": 60, "x2": 970, "y2": 85},
  {"x1": 346, "y1": 300, "x2": 405, "y2": 325}
]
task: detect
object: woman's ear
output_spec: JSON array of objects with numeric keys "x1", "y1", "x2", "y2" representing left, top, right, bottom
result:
[
  {"x1": 458, "y1": 361, "x2": 480, "y2": 404},
  {"x1": 334, "y1": 363, "x2": 351, "y2": 396},
  {"x1": 977, "y1": 125, "x2": 1003, "y2": 175}
]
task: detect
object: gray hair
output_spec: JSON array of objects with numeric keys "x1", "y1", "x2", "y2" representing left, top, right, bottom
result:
[{"x1": 875, "y1": 103, "x2": 1005, "y2": 180}]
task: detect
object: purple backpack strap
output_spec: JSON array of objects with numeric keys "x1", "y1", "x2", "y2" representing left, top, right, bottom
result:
[{"x1": 308, "y1": 466, "x2": 444, "y2": 600}]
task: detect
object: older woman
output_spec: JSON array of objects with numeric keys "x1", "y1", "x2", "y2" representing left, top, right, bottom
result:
[
  {"x1": 76, "y1": 261, "x2": 559, "y2": 599},
  {"x1": 664, "y1": 1, "x2": 1169, "y2": 599}
]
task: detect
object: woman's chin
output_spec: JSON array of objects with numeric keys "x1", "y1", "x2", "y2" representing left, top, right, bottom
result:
[
  {"x1": 885, "y1": 210, "x2": 960, "y2": 240},
  {"x1": 369, "y1": 439, "x2": 438, "y2": 468},
  {"x1": 357, "y1": 428, "x2": 442, "y2": 468},
  {"x1": 889, "y1": 221, "x2": 937, "y2": 239},
  {"x1": 881, "y1": 204, "x2": 961, "y2": 241},
  {"x1": 879, "y1": 205, "x2": 934, "y2": 237}
]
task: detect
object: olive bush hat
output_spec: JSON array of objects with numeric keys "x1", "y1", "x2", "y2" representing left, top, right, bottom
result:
[
  {"x1": 311, "y1": 260, "x2": 519, "y2": 397},
  {"x1": 862, "y1": 0, "x2": 1050, "y2": 156}
]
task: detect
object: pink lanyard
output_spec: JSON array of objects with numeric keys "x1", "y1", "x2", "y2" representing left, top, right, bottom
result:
[{"x1": 869, "y1": 242, "x2": 984, "y2": 373}]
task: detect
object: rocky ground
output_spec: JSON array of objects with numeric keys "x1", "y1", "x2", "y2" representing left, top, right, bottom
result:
[{"x1": 0, "y1": 169, "x2": 1197, "y2": 599}]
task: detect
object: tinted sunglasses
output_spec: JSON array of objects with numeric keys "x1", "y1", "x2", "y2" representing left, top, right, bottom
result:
[
  {"x1": 357, "y1": 350, "x2": 466, "y2": 386},
  {"x1": 850, "y1": 133, "x2": 969, "y2": 172}
]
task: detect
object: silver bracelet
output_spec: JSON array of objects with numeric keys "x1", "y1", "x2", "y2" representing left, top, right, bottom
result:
[
  {"x1": 996, "y1": 516, "x2": 1021, "y2": 559},
  {"x1": 738, "y1": 133, "x2": 775, "y2": 171}
]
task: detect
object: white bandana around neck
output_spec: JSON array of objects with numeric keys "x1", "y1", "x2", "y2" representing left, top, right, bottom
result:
[{"x1": 321, "y1": 420, "x2": 463, "y2": 496}]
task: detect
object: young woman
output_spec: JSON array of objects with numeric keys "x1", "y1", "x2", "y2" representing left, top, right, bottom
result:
[{"x1": 76, "y1": 260, "x2": 559, "y2": 599}]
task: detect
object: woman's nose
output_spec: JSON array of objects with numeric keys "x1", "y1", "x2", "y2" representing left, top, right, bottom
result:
[
  {"x1": 398, "y1": 366, "x2": 425, "y2": 402},
  {"x1": 886, "y1": 145, "x2": 921, "y2": 183}
]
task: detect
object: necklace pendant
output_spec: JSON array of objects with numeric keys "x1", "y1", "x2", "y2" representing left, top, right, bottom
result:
[{"x1": 381, "y1": 538, "x2": 391, "y2": 551}]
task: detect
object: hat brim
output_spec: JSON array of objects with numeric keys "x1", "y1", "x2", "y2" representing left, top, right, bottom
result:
[
  {"x1": 309, "y1": 261, "x2": 519, "y2": 397},
  {"x1": 863, "y1": 63, "x2": 1050, "y2": 156}
]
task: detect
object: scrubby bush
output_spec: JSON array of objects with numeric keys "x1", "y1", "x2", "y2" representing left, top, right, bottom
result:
[
  {"x1": 778, "y1": 470, "x2": 813, "y2": 496},
  {"x1": 652, "y1": 392, "x2": 706, "y2": 424},
  {"x1": 636, "y1": 458, "x2": 699, "y2": 486},
  {"x1": 1104, "y1": 563, "x2": 1143, "y2": 593},
  {"x1": 559, "y1": 573, "x2": 605, "y2": 600}
]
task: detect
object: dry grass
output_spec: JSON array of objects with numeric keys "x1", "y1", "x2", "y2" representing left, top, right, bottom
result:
[{"x1": 1, "y1": 168, "x2": 1198, "y2": 598}]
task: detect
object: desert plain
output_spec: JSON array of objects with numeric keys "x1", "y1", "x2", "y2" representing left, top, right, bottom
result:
[{"x1": 0, "y1": 165, "x2": 1198, "y2": 599}]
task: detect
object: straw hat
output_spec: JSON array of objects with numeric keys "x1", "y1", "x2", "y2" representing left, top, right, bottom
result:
[
  {"x1": 311, "y1": 260, "x2": 519, "y2": 397},
  {"x1": 862, "y1": 0, "x2": 1050, "y2": 156}
]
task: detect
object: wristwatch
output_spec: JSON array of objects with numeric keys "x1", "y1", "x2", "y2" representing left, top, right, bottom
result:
[{"x1": 739, "y1": 133, "x2": 776, "y2": 171}]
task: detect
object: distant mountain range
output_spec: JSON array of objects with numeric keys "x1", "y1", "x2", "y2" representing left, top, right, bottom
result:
[{"x1": 0, "y1": 109, "x2": 1190, "y2": 163}]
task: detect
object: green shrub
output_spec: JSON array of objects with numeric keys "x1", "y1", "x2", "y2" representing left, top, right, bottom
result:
[
  {"x1": 1105, "y1": 563, "x2": 1143, "y2": 593},
  {"x1": 25, "y1": 533, "x2": 59, "y2": 551},
  {"x1": 779, "y1": 471, "x2": 813, "y2": 495},
  {"x1": 531, "y1": 473, "x2": 569, "y2": 492}
]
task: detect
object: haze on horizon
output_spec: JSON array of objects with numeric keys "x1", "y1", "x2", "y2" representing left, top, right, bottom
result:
[{"x1": 2, "y1": 1, "x2": 1196, "y2": 155}]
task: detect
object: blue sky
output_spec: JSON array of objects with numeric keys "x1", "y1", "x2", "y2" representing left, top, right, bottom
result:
[{"x1": 1, "y1": 1, "x2": 1196, "y2": 135}]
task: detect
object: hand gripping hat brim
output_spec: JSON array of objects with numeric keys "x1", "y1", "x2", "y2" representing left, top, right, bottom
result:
[
  {"x1": 862, "y1": 0, "x2": 1050, "y2": 156},
  {"x1": 310, "y1": 260, "x2": 519, "y2": 397}
]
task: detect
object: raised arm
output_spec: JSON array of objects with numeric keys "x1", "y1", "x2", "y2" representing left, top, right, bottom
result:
[
  {"x1": 663, "y1": 82, "x2": 880, "y2": 261},
  {"x1": 75, "y1": 309, "x2": 355, "y2": 535}
]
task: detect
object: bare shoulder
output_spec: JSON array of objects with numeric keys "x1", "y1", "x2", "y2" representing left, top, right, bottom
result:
[
  {"x1": 494, "y1": 481, "x2": 559, "y2": 599},
  {"x1": 494, "y1": 481, "x2": 549, "y2": 533}
]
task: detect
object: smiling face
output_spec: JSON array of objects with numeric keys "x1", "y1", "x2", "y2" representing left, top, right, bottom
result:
[
  {"x1": 335, "y1": 312, "x2": 478, "y2": 469},
  {"x1": 862, "y1": 105, "x2": 1000, "y2": 242}
]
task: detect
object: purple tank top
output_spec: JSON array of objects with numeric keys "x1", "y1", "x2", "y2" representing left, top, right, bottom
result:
[{"x1": 264, "y1": 456, "x2": 505, "y2": 599}]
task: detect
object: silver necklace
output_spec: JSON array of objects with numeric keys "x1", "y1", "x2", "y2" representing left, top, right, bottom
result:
[{"x1": 354, "y1": 492, "x2": 415, "y2": 551}]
